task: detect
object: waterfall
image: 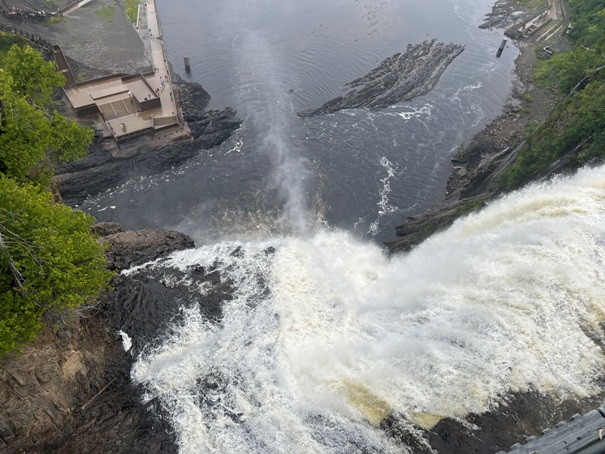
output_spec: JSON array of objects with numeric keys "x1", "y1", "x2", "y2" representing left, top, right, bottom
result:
[{"x1": 131, "y1": 165, "x2": 605, "y2": 453}]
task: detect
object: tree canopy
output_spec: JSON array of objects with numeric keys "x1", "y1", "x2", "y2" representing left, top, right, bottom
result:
[
  {"x1": 498, "y1": 0, "x2": 605, "y2": 190},
  {"x1": 0, "y1": 44, "x2": 93, "y2": 185},
  {"x1": 567, "y1": 0, "x2": 605, "y2": 51},
  {"x1": 4, "y1": 45, "x2": 65, "y2": 108},
  {"x1": 0, "y1": 41, "x2": 111, "y2": 358},
  {"x1": 0, "y1": 176, "x2": 113, "y2": 356},
  {"x1": 535, "y1": 48, "x2": 603, "y2": 93}
]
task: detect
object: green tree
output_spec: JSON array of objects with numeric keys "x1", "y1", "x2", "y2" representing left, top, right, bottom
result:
[
  {"x1": 535, "y1": 48, "x2": 603, "y2": 93},
  {"x1": 4, "y1": 44, "x2": 64, "y2": 108},
  {"x1": 0, "y1": 32, "x2": 28, "y2": 66},
  {"x1": 0, "y1": 44, "x2": 93, "y2": 185},
  {"x1": 0, "y1": 176, "x2": 112, "y2": 356}
]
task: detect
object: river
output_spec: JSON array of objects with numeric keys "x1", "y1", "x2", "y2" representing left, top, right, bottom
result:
[{"x1": 81, "y1": 0, "x2": 517, "y2": 245}]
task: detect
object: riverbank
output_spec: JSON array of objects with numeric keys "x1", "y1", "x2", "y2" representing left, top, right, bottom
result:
[
  {"x1": 386, "y1": 0, "x2": 569, "y2": 253},
  {"x1": 0, "y1": 225, "x2": 194, "y2": 453}
]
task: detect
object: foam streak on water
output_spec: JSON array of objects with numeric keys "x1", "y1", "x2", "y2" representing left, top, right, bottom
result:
[
  {"x1": 133, "y1": 166, "x2": 605, "y2": 453},
  {"x1": 367, "y1": 156, "x2": 400, "y2": 236}
]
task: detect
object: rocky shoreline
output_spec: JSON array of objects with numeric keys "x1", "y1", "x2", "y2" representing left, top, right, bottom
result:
[
  {"x1": 386, "y1": 0, "x2": 566, "y2": 254},
  {"x1": 0, "y1": 225, "x2": 194, "y2": 453},
  {"x1": 57, "y1": 78, "x2": 241, "y2": 206},
  {"x1": 299, "y1": 39, "x2": 465, "y2": 117}
]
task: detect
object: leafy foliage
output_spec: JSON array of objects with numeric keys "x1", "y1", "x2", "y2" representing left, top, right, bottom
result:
[
  {"x1": 0, "y1": 40, "x2": 108, "y2": 358},
  {"x1": 0, "y1": 32, "x2": 27, "y2": 66},
  {"x1": 4, "y1": 45, "x2": 65, "y2": 109},
  {"x1": 535, "y1": 48, "x2": 603, "y2": 93},
  {"x1": 0, "y1": 176, "x2": 113, "y2": 356},
  {"x1": 499, "y1": 73, "x2": 605, "y2": 190},
  {"x1": 0, "y1": 44, "x2": 93, "y2": 185},
  {"x1": 498, "y1": 0, "x2": 605, "y2": 190},
  {"x1": 567, "y1": 0, "x2": 605, "y2": 51}
]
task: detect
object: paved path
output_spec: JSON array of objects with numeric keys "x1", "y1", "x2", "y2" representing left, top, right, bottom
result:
[
  {"x1": 547, "y1": 0, "x2": 557, "y2": 20},
  {"x1": 60, "y1": 0, "x2": 94, "y2": 17},
  {"x1": 144, "y1": 0, "x2": 179, "y2": 121}
]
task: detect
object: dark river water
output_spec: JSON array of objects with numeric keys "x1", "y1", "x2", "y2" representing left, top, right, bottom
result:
[{"x1": 82, "y1": 0, "x2": 517, "y2": 245}]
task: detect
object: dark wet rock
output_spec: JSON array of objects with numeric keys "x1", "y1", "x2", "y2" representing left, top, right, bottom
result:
[
  {"x1": 298, "y1": 40, "x2": 464, "y2": 117},
  {"x1": 384, "y1": 197, "x2": 487, "y2": 253},
  {"x1": 0, "y1": 228, "x2": 238, "y2": 454},
  {"x1": 102, "y1": 229, "x2": 195, "y2": 270},
  {"x1": 188, "y1": 107, "x2": 241, "y2": 145},
  {"x1": 56, "y1": 132, "x2": 114, "y2": 175},
  {"x1": 173, "y1": 77, "x2": 241, "y2": 142},
  {"x1": 374, "y1": 390, "x2": 605, "y2": 454},
  {"x1": 479, "y1": 0, "x2": 521, "y2": 30},
  {"x1": 381, "y1": 413, "x2": 434, "y2": 453},
  {"x1": 92, "y1": 221, "x2": 124, "y2": 237},
  {"x1": 175, "y1": 76, "x2": 211, "y2": 114},
  {"x1": 424, "y1": 391, "x2": 604, "y2": 454},
  {"x1": 106, "y1": 236, "x2": 239, "y2": 354},
  {"x1": 109, "y1": 249, "x2": 235, "y2": 354}
]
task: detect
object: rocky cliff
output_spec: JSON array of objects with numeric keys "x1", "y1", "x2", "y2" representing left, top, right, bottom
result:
[{"x1": 0, "y1": 224, "x2": 196, "y2": 453}]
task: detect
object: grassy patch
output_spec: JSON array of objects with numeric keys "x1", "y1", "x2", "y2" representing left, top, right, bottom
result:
[
  {"x1": 519, "y1": 92, "x2": 533, "y2": 103},
  {"x1": 124, "y1": 0, "x2": 139, "y2": 23},
  {"x1": 0, "y1": 33, "x2": 28, "y2": 67},
  {"x1": 96, "y1": 6, "x2": 116, "y2": 23},
  {"x1": 45, "y1": 15, "x2": 63, "y2": 25},
  {"x1": 516, "y1": 0, "x2": 546, "y2": 7}
]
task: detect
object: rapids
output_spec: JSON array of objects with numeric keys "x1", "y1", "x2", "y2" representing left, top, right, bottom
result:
[{"x1": 130, "y1": 166, "x2": 605, "y2": 453}]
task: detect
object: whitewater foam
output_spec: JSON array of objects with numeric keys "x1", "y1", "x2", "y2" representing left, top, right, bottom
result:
[{"x1": 132, "y1": 166, "x2": 605, "y2": 453}]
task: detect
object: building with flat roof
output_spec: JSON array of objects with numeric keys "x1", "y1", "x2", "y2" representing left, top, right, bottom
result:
[{"x1": 56, "y1": 46, "x2": 179, "y2": 144}]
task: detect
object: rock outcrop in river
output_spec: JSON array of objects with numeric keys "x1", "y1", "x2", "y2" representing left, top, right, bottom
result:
[{"x1": 298, "y1": 39, "x2": 464, "y2": 117}]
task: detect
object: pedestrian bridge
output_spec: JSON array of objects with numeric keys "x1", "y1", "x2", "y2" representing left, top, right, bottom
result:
[{"x1": 498, "y1": 405, "x2": 605, "y2": 454}]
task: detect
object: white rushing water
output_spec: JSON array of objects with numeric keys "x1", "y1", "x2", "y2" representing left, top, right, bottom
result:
[{"x1": 132, "y1": 166, "x2": 605, "y2": 453}]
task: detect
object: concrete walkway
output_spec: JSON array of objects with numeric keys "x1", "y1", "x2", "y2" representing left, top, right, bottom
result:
[
  {"x1": 518, "y1": 0, "x2": 562, "y2": 39},
  {"x1": 60, "y1": 0, "x2": 94, "y2": 17},
  {"x1": 143, "y1": 0, "x2": 179, "y2": 121}
]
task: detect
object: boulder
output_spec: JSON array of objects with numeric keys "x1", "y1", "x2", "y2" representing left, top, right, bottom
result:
[{"x1": 102, "y1": 229, "x2": 195, "y2": 270}]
